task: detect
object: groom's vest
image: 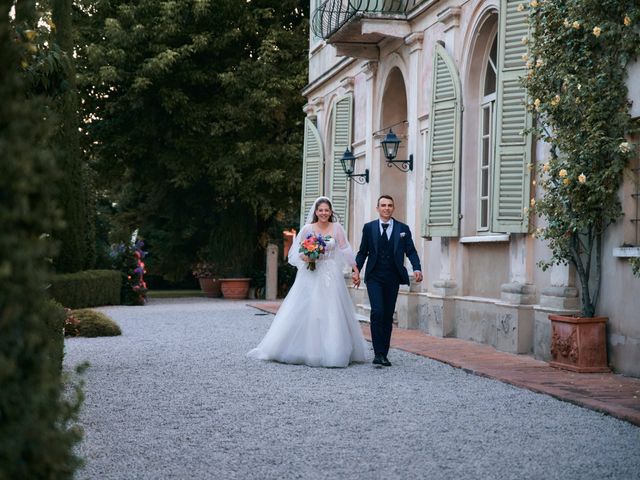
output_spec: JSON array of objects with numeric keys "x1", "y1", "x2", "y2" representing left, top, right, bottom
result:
[{"x1": 370, "y1": 228, "x2": 401, "y2": 283}]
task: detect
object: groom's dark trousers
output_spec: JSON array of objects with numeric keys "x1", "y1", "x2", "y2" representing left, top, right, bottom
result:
[{"x1": 356, "y1": 219, "x2": 421, "y2": 358}]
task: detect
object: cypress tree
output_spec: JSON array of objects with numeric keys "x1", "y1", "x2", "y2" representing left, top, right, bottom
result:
[{"x1": 51, "y1": 0, "x2": 88, "y2": 273}]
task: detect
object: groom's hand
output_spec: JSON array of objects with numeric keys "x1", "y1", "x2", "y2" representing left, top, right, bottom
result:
[
  {"x1": 352, "y1": 271, "x2": 361, "y2": 288},
  {"x1": 414, "y1": 271, "x2": 423, "y2": 283}
]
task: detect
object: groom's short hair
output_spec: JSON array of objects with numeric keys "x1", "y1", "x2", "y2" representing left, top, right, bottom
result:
[{"x1": 377, "y1": 195, "x2": 394, "y2": 206}]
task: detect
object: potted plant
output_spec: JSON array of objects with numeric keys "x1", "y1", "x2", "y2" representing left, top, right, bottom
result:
[
  {"x1": 191, "y1": 261, "x2": 221, "y2": 298},
  {"x1": 218, "y1": 258, "x2": 252, "y2": 300},
  {"x1": 524, "y1": 1, "x2": 640, "y2": 372}
]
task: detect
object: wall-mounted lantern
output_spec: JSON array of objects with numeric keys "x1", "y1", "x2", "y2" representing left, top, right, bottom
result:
[
  {"x1": 339, "y1": 148, "x2": 369, "y2": 184},
  {"x1": 381, "y1": 129, "x2": 413, "y2": 172}
]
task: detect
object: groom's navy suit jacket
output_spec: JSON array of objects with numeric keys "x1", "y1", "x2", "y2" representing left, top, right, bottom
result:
[{"x1": 355, "y1": 218, "x2": 421, "y2": 286}]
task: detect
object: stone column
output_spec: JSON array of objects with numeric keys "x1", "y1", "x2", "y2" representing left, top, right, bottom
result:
[
  {"x1": 425, "y1": 238, "x2": 457, "y2": 337},
  {"x1": 361, "y1": 60, "x2": 378, "y2": 219},
  {"x1": 494, "y1": 234, "x2": 537, "y2": 354},
  {"x1": 395, "y1": 33, "x2": 425, "y2": 331},
  {"x1": 533, "y1": 263, "x2": 580, "y2": 360},
  {"x1": 500, "y1": 233, "x2": 536, "y2": 305},
  {"x1": 403, "y1": 33, "x2": 423, "y2": 233},
  {"x1": 265, "y1": 244, "x2": 278, "y2": 301}
]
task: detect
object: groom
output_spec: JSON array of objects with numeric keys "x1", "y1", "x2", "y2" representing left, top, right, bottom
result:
[{"x1": 353, "y1": 195, "x2": 422, "y2": 367}]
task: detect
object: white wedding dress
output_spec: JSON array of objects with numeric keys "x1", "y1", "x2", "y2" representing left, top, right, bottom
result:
[{"x1": 248, "y1": 222, "x2": 367, "y2": 367}]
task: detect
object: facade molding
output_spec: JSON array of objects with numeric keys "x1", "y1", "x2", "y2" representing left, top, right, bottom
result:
[{"x1": 302, "y1": 57, "x2": 357, "y2": 98}]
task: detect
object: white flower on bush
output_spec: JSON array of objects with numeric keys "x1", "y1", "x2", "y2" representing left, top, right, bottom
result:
[
  {"x1": 578, "y1": 173, "x2": 587, "y2": 184},
  {"x1": 619, "y1": 142, "x2": 631, "y2": 153},
  {"x1": 593, "y1": 26, "x2": 602, "y2": 37}
]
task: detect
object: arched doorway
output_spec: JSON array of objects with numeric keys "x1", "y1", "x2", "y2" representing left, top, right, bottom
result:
[{"x1": 379, "y1": 67, "x2": 408, "y2": 221}]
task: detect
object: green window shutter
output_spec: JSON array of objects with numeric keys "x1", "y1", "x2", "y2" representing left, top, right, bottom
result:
[
  {"x1": 299, "y1": 117, "x2": 324, "y2": 228},
  {"x1": 492, "y1": 0, "x2": 532, "y2": 233},
  {"x1": 329, "y1": 93, "x2": 353, "y2": 232},
  {"x1": 423, "y1": 43, "x2": 462, "y2": 237}
]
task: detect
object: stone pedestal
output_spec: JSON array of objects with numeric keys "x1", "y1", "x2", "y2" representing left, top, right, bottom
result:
[
  {"x1": 424, "y1": 293, "x2": 455, "y2": 338},
  {"x1": 265, "y1": 244, "x2": 278, "y2": 300},
  {"x1": 494, "y1": 302, "x2": 534, "y2": 354},
  {"x1": 500, "y1": 282, "x2": 536, "y2": 305},
  {"x1": 396, "y1": 292, "x2": 424, "y2": 329},
  {"x1": 432, "y1": 279, "x2": 457, "y2": 297},
  {"x1": 533, "y1": 286, "x2": 580, "y2": 361}
]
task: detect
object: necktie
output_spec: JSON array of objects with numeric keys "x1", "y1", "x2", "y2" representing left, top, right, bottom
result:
[{"x1": 381, "y1": 223, "x2": 389, "y2": 241}]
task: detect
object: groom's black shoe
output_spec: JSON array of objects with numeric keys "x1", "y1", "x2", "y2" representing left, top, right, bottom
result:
[
  {"x1": 382, "y1": 356, "x2": 392, "y2": 367},
  {"x1": 372, "y1": 354, "x2": 385, "y2": 367}
]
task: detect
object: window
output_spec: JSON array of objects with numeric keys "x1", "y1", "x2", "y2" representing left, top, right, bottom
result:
[{"x1": 478, "y1": 35, "x2": 497, "y2": 231}]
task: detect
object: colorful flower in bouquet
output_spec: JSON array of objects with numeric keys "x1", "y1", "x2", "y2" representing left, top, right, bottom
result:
[{"x1": 299, "y1": 232, "x2": 330, "y2": 271}]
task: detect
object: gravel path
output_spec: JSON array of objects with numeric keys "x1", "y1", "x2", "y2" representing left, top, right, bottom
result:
[{"x1": 64, "y1": 298, "x2": 640, "y2": 480}]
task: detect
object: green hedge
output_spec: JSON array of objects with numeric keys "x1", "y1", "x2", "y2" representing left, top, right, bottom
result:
[
  {"x1": 1, "y1": 7, "x2": 83, "y2": 477},
  {"x1": 50, "y1": 269, "x2": 121, "y2": 308},
  {"x1": 72, "y1": 309, "x2": 122, "y2": 337},
  {"x1": 46, "y1": 301, "x2": 67, "y2": 369}
]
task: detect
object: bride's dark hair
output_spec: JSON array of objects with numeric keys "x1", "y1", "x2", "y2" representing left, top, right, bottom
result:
[{"x1": 312, "y1": 198, "x2": 337, "y2": 223}]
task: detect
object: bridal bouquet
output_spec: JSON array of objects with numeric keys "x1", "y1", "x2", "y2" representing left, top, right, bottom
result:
[{"x1": 299, "y1": 232, "x2": 329, "y2": 271}]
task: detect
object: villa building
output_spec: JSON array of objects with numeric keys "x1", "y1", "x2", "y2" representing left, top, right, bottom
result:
[{"x1": 299, "y1": 0, "x2": 640, "y2": 376}]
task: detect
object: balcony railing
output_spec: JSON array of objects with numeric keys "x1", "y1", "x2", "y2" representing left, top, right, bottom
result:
[{"x1": 312, "y1": 0, "x2": 422, "y2": 40}]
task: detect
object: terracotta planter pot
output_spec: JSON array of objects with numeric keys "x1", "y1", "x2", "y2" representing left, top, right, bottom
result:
[
  {"x1": 549, "y1": 314, "x2": 609, "y2": 373},
  {"x1": 198, "y1": 277, "x2": 221, "y2": 298},
  {"x1": 220, "y1": 278, "x2": 251, "y2": 299}
]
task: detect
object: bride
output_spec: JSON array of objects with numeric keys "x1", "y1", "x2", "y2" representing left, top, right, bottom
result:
[{"x1": 247, "y1": 196, "x2": 367, "y2": 367}]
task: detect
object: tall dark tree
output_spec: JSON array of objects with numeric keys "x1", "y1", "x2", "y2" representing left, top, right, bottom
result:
[
  {"x1": 0, "y1": 0, "x2": 83, "y2": 475},
  {"x1": 76, "y1": 0, "x2": 308, "y2": 280},
  {"x1": 51, "y1": 0, "x2": 90, "y2": 272}
]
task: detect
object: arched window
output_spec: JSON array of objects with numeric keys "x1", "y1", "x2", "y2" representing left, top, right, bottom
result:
[{"x1": 478, "y1": 35, "x2": 497, "y2": 231}]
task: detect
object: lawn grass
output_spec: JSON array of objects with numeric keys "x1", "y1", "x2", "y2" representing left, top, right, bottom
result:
[{"x1": 147, "y1": 290, "x2": 204, "y2": 299}]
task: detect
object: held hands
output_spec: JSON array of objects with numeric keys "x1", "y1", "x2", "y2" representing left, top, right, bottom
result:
[
  {"x1": 413, "y1": 271, "x2": 423, "y2": 283},
  {"x1": 351, "y1": 268, "x2": 361, "y2": 288}
]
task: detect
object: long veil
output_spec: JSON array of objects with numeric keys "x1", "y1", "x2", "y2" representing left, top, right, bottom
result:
[{"x1": 288, "y1": 196, "x2": 357, "y2": 270}]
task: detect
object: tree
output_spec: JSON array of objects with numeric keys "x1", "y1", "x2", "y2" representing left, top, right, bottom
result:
[
  {"x1": 76, "y1": 0, "x2": 308, "y2": 280},
  {"x1": 525, "y1": 0, "x2": 640, "y2": 316},
  {"x1": 51, "y1": 0, "x2": 90, "y2": 272},
  {"x1": 1, "y1": 0, "x2": 83, "y2": 475}
]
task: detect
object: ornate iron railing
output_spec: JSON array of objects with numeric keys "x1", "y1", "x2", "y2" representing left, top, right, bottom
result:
[{"x1": 312, "y1": 0, "x2": 423, "y2": 40}]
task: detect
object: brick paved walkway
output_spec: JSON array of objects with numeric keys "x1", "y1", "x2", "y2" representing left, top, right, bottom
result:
[{"x1": 248, "y1": 301, "x2": 640, "y2": 426}]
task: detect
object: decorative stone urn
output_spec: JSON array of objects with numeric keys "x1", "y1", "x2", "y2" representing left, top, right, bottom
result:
[
  {"x1": 220, "y1": 278, "x2": 251, "y2": 299},
  {"x1": 549, "y1": 314, "x2": 609, "y2": 373},
  {"x1": 198, "y1": 278, "x2": 221, "y2": 298}
]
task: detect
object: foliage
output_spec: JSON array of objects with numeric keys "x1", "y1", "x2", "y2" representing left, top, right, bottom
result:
[
  {"x1": 524, "y1": 0, "x2": 640, "y2": 317},
  {"x1": 109, "y1": 238, "x2": 148, "y2": 305},
  {"x1": 46, "y1": 301, "x2": 68, "y2": 368},
  {"x1": 75, "y1": 0, "x2": 309, "y2": 281},
  {"x1": 49, "y1": 269, "x2": 122, "y2": 308},
  {"x1": 203, "y1": 206, "x2": 259, "y2": 277},
  {"x1": 17, "y1": 0, "x2": 92, "y2": 273},
  {"x1": 192, "y1": 261, "x2": 218, "y2": 279},
  {"x1": 50, "y1": 0, "x2": 90, "y2": 273},
  {"x1": 0, "y1": 2, "x2": 83, "y2": 475},
  {"x1": 66, "y1": 309, "x2": 122, "y2": 337},
  {"x1": 630, "y1": 257, "x2": 640, "y2": 276}
]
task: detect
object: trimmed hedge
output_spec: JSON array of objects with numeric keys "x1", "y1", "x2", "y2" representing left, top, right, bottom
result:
[
  {"x1": 46, "y1": 301, "x2": 68, "y2": 369},
  {"x1": 50, "y1": 269, "x2": 121, "y2": 308},
  {"x1": 72, "y1": 309, "x2": 122, "y2": 337}
]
